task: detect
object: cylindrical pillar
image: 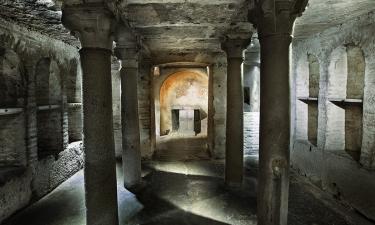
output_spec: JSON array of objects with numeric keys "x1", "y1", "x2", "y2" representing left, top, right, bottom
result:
[
  {"x1": 120, "y1": 58, "x2": 142, "y2": 189},
  {"x1": 62, "y1": 6, "x2": 119, "y2": 225},
  {"x1": 226, "y1": 57, "x2": 244, "y2": 185},
  {"x1": 257, "y1": 34, "x2": 292, "y2": 225},
  {"x1": 114, "y1": 25, "x2": 142, "y2": 190},
  {"x1": 222, "y1": 39, "x2": 249, "y2": 186},
  {"x1": 80, "y1": 48, "x2": 119, "y2": 225}
]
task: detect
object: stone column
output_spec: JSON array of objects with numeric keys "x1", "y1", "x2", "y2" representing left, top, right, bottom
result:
[
  {"x1": 251, "y1": 1, "x2": 308, "y2": 225},
  {"x1": 222, "y1": 39, "x2": 250, "y2": 186},
  {"x1": 62, "y1": 5, "x2": 119, "y2": 225},
  {"x1": 115, "y1": 26, "x2": 142, "y2": 190}
]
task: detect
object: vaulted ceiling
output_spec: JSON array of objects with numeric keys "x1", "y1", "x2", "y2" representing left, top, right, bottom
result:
[{"x1": 1, "y1": 0, "x2": 374, "y2": 61}]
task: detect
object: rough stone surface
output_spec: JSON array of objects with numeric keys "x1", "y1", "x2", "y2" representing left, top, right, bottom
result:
[
  {"x1": 4, "y1": 160, "x2": 367, "y2": 225},
  {"x1": 291, "y1": 11, "x2": 375, "y2": 221},
  {"x1": 33, "y1": 141, "x2": 84, "y2": 197},
  {"x1": 0, "y1": 19, "x2": 83, "y2": 224},
  {"x1": 0, "y1": 142, "x2": 83, "y2": 223}
]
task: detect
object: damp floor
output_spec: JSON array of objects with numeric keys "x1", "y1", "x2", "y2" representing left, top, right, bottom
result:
[{"x1": 3, "y1": 158, "x2": 371, "y2": 225}]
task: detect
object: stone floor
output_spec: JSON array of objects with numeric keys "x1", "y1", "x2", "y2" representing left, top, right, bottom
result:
[
  {"x1": 155, "y1": 134, "x2": 210, "y2": 161},
  {"x1": 3, "y1": 158, "x2": 372, "y2": 225}
]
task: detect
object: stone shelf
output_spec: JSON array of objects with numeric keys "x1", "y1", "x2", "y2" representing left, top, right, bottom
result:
[
  {"x1": 298, "y1": 97, "x2": 318, "y2": 104},
  {"x1": 0, "y1": 108, "x2": 24, "y2": 116},
  {"x1": 329, "y1": 98, "x2": 363, "y2": 107},
  {"x1": 37, "y1": 104, "x2": 61, "y2": 111}
]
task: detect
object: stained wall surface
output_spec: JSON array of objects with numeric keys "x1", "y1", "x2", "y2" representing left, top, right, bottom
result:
[
  {"x1": 0, "y1": 19, "x2": 84, "y2": 223},
  {"x1": 291, "y1": 11, "x2": 375, "y2": 220}
]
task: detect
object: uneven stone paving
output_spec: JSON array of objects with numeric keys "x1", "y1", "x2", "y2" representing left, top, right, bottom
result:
[{"x1": 4, "y1": 160, "x2": 372, "y2": 225}]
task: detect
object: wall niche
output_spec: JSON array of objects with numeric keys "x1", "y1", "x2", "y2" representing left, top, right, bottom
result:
[
  {"x1": 327, "y1": 45, "x2": 365, "y2": 162},
  {"x1": 66, "y1": 59, "x2": 83, "y2": 143},
  {"x1": 0, "y1": 48, "x2": 27, "y2": 168},
  {"x1": 297, "y1": 53, "x2": 320, "y2": 146},
  {"x1": 35, "y1": 58, "x2": 63, "y2": 159}
]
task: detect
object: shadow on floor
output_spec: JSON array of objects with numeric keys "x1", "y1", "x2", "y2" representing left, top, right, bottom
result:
[
  {"x1": 3, "y1": 159, "x2": 365, "y2": 225},
  {"x1": 155, "y1": 135, "x2": 210, "y2": 161}
]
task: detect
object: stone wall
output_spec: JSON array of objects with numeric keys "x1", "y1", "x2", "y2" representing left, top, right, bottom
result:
[
  {"x1": 243, "y1": 112, "x2": 260, "y2": 156},
  {"x1": 243, "y1": 46, "x2": 260, "y2": 157},
  {"x1": 210, "y1": 53, "x2": 227, "y2": 158},
  {"x1": 291, "y1": 11, "x2": 375, "y2": 221},
  {"x1": 0, "y1": 19, "x2": 83, "y2": 223},
  {"x1": 138, "y1": 57, "x2": 152, "y2": 158},
  {"x1": 111, "y1": 56, "x2": 153, "y2": 159}
]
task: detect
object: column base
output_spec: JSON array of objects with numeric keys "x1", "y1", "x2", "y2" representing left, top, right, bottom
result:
[{"x1": 126, "y1": 180, "x2": 148, "y2": 194}]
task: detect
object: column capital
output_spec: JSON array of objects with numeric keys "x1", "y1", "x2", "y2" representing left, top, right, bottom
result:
[
  {"x1": 249, "y1": 0, "x2": 308, "y2": 39},
  {"x1": 221, "y1": 38, "x2": 251, "y2": 59},
  {"x1": 114, "y1": 25, "x2": 140, "y2": 68},
  {"x1": 61, "y1": 4, "x2": 115, "y2": 50}
]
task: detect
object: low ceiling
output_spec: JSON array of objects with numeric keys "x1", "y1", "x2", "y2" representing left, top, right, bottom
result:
[
  {"x1": 118, "y1": 0, "x2": 253, "y2": 55},
  {"x1": 0, "y1": 0, "x2": 374, "y2": 62},
  {"x1": 294, "y1": 0, "x2": 375, "y2": 39}
]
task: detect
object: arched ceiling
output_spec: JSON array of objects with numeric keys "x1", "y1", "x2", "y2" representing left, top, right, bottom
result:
[{"x1": 0, "y1": 0, "x2": 374, "y2": 61}]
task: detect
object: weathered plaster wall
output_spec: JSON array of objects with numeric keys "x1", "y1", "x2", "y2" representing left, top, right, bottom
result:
[
  {"x1": 291, "y1": 11, "x2": 375, "y2": 220},
  {"x1": 0, "y1": 19, "x2": 83, "y2": 223},
  {"x1": 159, "y1": 70, "x2": 208, "y2": 135}
]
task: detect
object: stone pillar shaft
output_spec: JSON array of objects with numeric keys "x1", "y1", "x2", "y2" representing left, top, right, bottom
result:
[
  {"x1": 252, "y1": 1, "x2": 308, "y2": 223},
  {"x1": 114, "y1": 26, "x2": 142, "y2": 189},
  {"x1": 62, "y1": 6, "x2": 119, "y2": 225},
  {"x1": 225, "y1": 56, "x2": 244, "y2": 185},
  {"x1": 257, "y1": 34, "x2": 292, "y2": 225},
  {"x1": 80, "y1": 48, "x2": 118, "y2": 225},
  {"x1": 120, "y1": 60, "x2": 142, "y2": 188}
]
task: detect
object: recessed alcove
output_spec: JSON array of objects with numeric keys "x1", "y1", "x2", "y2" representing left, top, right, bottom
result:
[
  {"x1": 327, "y1": 45, "x2": 365, "y2": 161},
  {"x1": 159, "y1": 71, "x2": 208, "y2": 136},
  {"x1": 296, "y1": 53, "x2": 320, "y2": 146},
  {"x1": 0, "y1": 49, "x2": 27, "y2": 168},
  {"x1": 35, "y1": 58, "x2": 63, "y2": 159},
  {"x1": 153, "y1": 68, "x2": 210, "y2": 161},
  {"x1": 66, "y1": 59, "x2": 83, "y2": 143}
]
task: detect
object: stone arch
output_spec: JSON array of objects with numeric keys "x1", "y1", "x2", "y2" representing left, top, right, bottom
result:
[
  {"x1": 35, "y1": 58, "x2": 63, "y2": 159},
  {"x1": 35, "y1": 58, "x2": 62, "y2": 106},
  {"x1": 159, "y1": 70, "x2": 209, "y2": 136},
  {"x1": 0, "y1": 48, "x2": 25, "y2": 107},
  {"x1": 326, "y1": 45, "x2": 365, "y2": 161},
  {"x1": 0, "y1": 48, "x2": 27, "y2": 167},
  {"x1": 295, "y1": 54, "x2": 309, "y2": 140},
  {"x1": 295, "y1": 53, "x2": 320, "y2": 146},
  {"x1": 66, "y1": 58, "x2": 83, "y2": 143}
]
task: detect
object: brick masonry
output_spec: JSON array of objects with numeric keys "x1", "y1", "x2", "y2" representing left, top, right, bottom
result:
[
  {"x1": 291, "y1": 11, "x2": 375, "y2": 220},
  {"x1": 0, "y1": 19, "x2": 83, "y2": 223}
]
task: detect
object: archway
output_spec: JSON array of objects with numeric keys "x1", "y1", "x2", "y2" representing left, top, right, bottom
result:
[{"x1": 155, "y1": 70, "x2": 209, "y2": 160}]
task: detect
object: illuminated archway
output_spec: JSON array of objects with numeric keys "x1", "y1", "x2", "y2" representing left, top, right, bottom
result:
[{"x1": 159, "y1": 70, "x2": 208, "y2": 136}]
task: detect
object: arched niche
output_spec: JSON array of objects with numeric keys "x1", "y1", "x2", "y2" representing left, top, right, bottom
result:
[
  {"x1": 307, "y1": 54, "x2": 320, "y2": 146},
  {"x1": 35, "y1": 58, "x2": 63, "y2": 159},
  {"x1": 345, "y1": 45, "x2": 365, "y2": 161},
  {"x1": 326, "y1": 45, "x2": 365, "y2": 161},
  {"x1": 0, "y1": 49, "x2": 25, "y2": 107},
  {"x1": 159, "y1": 70, "x2": 209, "y2": 136},
  {"x1": 36, "y1": 58, "x2": 62, "y2": 106},
  {"x1": 296, "y1": 53, "x2": 320, "y2": 145},
  {"x1": 66, "y1": 59, "x2": 83, "y2": 143},
  {"x1": 0, "y1": 49, "x2": 27, "y2": 167},
  {"x1": 295, "y1": 54, "x2": 309, "y2": 141}
]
